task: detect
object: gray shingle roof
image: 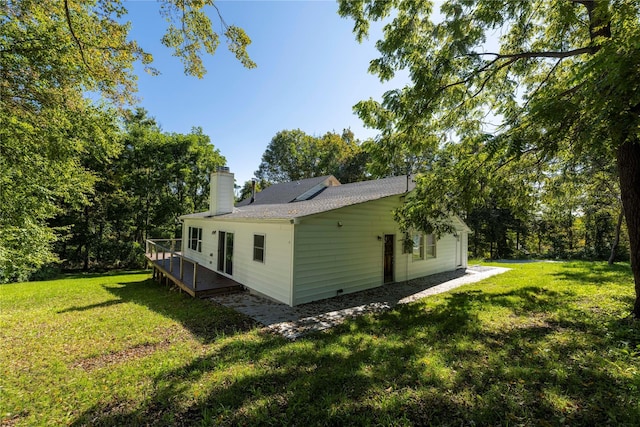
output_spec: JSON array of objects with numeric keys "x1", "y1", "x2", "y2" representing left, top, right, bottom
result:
[
  {"x1": 182, "y1": 175, "x2": 416, "y2": 221},
  {"x1": 236, "y1": 175, "x2": 338, "y2": 206}
]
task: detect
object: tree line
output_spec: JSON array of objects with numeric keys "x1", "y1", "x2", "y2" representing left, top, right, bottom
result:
[
  {"x1": 7, "y1": 99, "x2": 627, "y2": 282},
  {"x1": 1, "y1": 108, "x2": 225, "y2": 282},
  {"x1": 239, "y1": 127, "x2": 629, "y2": 264},
  {"x1": 1, "y1": 0, "x2": 251, "y2": 282},
  {"x1": 3, "y1": 0, "x2": 639, "y2": 316},
  {"x1": 50, "y1": 110, "x2": 226, "y2": 274}
]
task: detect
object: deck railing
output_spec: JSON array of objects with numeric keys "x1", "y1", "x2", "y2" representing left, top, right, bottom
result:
[{"x1": 146, "y1": 239, "x2": 199, "y2": 290}]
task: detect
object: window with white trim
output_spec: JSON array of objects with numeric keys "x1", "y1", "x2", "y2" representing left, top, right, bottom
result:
[
  {"x1": 412, "y1": 232, "x2": 436, "y2": 260},
  {"x1": 425, "y1": 233, "x2": 436, "y2": 258},
  {"x1": 188, "y1": 226, "x2": 202, "y2": 252},
  {"x1": 412, "y1": 233, "x2": 425, "y2": 260},
  {"x1": 253, "y1": 234, "x2": 265, "y2": 263}
]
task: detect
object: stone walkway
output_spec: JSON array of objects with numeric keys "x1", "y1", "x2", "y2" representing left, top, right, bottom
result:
[{"x1": 210, "y1": 266, "x2": 509, "y2": 340}]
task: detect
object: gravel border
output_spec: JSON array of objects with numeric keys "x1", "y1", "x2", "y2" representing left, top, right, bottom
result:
[{"x1": 210, "y1": 266, "x2": 510, "y2": 340}]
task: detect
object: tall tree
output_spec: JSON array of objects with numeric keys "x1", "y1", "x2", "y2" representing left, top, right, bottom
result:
[
  {"x1": 0, "y1": 101, "x2": 121, "y2": 281},
  {"x1": 1, "y1": 0, "x2": 252, "y2": 280},
  {"x1": 237, "y1": 179, "x2": 270, "y2": 203},
  {"x1": 255, "y1": 129, "x2": 370, "y2": 184},
  {"x1": 339, "y1": 0, "x2": 640, "y2": 317},
  {"x1": 535, "y1": 153, "x2": 626, "y2": 261},
  {"x1": 255, "y1": 129, "x2": 319, "y2": 182},
  {"x1": 53, "y1": 109, "x2": 225, "y2": 270},
  {"x1": 393, "y1": 134, "x2": 538, "y2": 258}
]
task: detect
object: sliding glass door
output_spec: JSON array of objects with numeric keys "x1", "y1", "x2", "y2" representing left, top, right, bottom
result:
[{"x1": 217, "y1": 231, "x2": 234, "y2": 275}]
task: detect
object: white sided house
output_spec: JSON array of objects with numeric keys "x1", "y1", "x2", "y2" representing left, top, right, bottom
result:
[{"x1": 179, "y1": 168, "x2": 470, "y2": 306}]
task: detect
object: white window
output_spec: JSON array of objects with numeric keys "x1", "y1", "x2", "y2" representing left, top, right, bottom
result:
[
  {"x1": 253, "y1": 234, "x2": 265, "y2": 263},
  {"x1": 188, "y1": 227, "x2": 202, "y2": 252},
  {"x1": 412, "y1": 233, "x2": 424, "y2": 260},
  {"x1": 425, "y1": 233, "x2": 436, "y2": 258},
  {"x1": 412, "y1": 233, "x2": 436, "y2": 260}
]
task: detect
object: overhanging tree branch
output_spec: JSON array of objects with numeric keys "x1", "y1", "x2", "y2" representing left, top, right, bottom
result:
[
  {"x1": 441, "y1": 47, "x2": 591, "y2": 101},
  {"x1": 523, "y1": 58, "x2": 565, "y2": 109},
  {"x1": 64, "y1": 0, "x2": 90, "y2": 69},
  {"x1": 463, "y1": 47, "x2": 594, "y2": 60}
]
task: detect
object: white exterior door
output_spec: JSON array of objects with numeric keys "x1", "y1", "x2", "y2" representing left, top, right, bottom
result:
[{"x1": 455, "y1": 235, "x2": 462, "y2": 267}]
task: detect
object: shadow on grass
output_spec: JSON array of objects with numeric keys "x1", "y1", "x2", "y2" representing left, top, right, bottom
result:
[
  {"x1": 552, "y1": 262, "x2": 632, "y2": 286},
  {"x1": 57, "y1": 299, "x2": 124, "y2": 313},
  {"x1": 100, "y1": 278, "x2": 257, "y2": 343},
  {"x1": 389, "y1": 286, "x2": 572, "y2": 336},
  {"x1": 60, "y1": 270, "x2": 151, "y2": 280},
  {"x1": 71, "y1": 282, "x2": 640, "y2": 426}
]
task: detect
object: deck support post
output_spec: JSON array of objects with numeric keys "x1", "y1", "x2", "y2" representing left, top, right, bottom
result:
[
  {"x1": 146, "y1": 239, "x2": 241, "y2": 298},
  {"x1": 193, "y1": 262, "x2": 198, "y2": 291}
]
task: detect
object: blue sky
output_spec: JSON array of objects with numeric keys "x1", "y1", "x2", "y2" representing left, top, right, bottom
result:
[{"x1": 124, "y1": 0, "x2": 409, "y2": 186}]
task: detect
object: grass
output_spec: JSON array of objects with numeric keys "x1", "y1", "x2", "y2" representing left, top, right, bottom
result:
[{"x1": 1, "y1": 262, "x2": 639, "y2": 426}]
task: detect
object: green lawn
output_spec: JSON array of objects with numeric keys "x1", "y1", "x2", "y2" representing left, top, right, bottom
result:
[{"x1": 1, "y1": 262, "x2": 639, "y2": 426}]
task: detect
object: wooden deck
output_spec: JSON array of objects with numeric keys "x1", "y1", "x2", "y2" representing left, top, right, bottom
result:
[{"x1": 145, "y1": 239, "x2": 243, "y2": 298}]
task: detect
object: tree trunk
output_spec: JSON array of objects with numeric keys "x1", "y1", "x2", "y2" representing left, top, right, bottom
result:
[
  {"x1": 144, "y1": 195, "x2": 150, "y2": 244},
  {"x1": 608, "y1": 210, "x2": 624, "y2": 265},
  {"x1": 474, "y1": 231, "x2": 479, "y2": 258},
  {"x1": 568, "y1": 211, "x2": 574, "y2": 252},
  {"x1": 83, "y1": 206, "x2": 90, "y2": 271},
  {"x1": 97, "y1": 221, "x2": 104, "y2": 265},
  {"x1": 617, "y1": 140, "x2": 640, "y2": 318},
  {"x1": 538, "y1": 228, "x2": 542, "y2": 255}
]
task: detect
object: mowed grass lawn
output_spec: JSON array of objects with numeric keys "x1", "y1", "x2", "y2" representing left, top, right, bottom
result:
[{"x1": 1, "y1": 262, "x2": 639, "y2": 426}]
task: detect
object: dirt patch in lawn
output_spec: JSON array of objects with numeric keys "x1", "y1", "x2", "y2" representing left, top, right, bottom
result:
[
  {"x1": 71, "y1": 340, "x2": 172, "y2": 371},
  {"x1": 1, "y1": 411, "x2": 30, "y2": 427}
]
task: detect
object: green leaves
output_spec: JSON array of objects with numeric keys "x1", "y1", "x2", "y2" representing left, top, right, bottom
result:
[
  {"x1": 1, "y1": 0, "x2": 252, "y2": 280},
  {"x1": 225, "y1": 25, "x2": 256, "y2": 69},
  {"x1": 340, "y1": 0, "x2": 640, "y2": 147},
  {"x1": 159, "y1": 0, "x2": 255, "y2": 77},
  {"x1": 0, "y1": 101, "x2": 119, "y2": 282},
  {"x1": 52, "y1": 109, "x2": 226, "y2": 270},
  {"x1": 339, "y1": 0, "x2": 640, "y2": 260},
  {"x1": 255, "y1": 129, "x2": 370, "y2": 184}
]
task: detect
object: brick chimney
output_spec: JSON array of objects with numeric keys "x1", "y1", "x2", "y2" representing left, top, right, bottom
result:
[{"x1": 210, "y1": 166, "x2": 234, "y2": 215}]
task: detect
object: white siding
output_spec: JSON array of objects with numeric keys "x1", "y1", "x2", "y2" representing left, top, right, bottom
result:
[
  {"x1": 292, "y1": 197, "x2": 468, "y2": 305},
  {"x1": 182, "y1": 218, "x2": 294, "y2": 305},
  {"x1": 181, "y1": 197, "x2": 469, "y2": 307},
  {"x1": 398, "y1": 234, "x2": 458, "y2": 282}
]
